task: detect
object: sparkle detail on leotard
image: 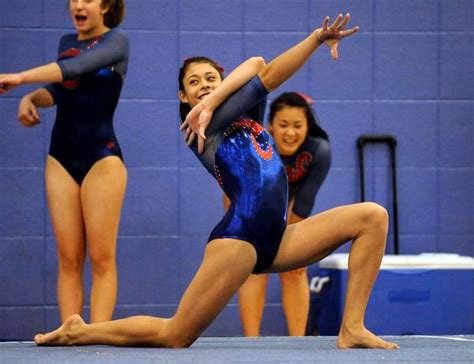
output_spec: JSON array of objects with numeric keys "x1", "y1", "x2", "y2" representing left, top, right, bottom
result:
[
  {"x1": 285, "y1": 151, "x2": 313, "y2": 182},
  {"x1": 224, "y1": 118, "x2": 273, "y2": 160}
]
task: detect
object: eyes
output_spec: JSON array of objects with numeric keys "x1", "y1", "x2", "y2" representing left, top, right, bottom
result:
[
  {"x1": 277, "y1": 122, "x2": 304, "y2": 130},
  {"x1": 188, "y1": 75, "x2": 218, "y2": 87}
]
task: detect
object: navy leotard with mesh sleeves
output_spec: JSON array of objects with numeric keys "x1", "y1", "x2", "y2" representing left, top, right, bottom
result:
[
  {"x1": 44, "y1": 29, "x2": 129, "y2": 185},
  {"x1": 184, "y1": 76, "x2": 288, "y2": 273},
  {"x1": 281, "y1": 136, "x2": 331, "y2": 218}
]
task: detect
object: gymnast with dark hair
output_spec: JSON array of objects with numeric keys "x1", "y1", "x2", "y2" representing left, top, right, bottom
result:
[
  {"x1": 234, "y1": 92, "x2": 331, "y2": 336},
  {"x1": 0, "y1": 0, "x2": 128, "y2": 323},
  {"x1": 33, "y1": 14, "x2": 399, "y2": 349}
]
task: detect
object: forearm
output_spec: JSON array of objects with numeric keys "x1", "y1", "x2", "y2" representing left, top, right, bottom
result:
[
  {"x1": 206, "y1": 57, "x2": 266, "y2": 109},
  {"x1": 27, "y1": 88, "x2": 55, "y2": 108},
  {"x1": 259, "y1": 30, "x2": 323, "y2": 92},
  {"x1": 19, "y1": 63, "x2": 63, "y2": 85}
]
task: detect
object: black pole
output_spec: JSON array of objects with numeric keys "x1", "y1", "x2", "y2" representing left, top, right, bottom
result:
[{"x1": 357, "y1": 135, "x2": 399, "y2": 254}]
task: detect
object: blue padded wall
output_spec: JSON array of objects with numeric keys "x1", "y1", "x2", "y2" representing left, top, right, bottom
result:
[{"x1": 0, "y1": 0, "x2": 472, "y2": 340}]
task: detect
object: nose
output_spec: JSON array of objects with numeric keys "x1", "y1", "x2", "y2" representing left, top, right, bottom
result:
[
  {"x1": 200, "y1": 81, "x2": 211, "y2": 90},
  {"x1": 74, "y1": 0, "x2": 84, "y2": 9},
  {"x1": 285, "y1": 128, "x2": 296, "y2": 136}
]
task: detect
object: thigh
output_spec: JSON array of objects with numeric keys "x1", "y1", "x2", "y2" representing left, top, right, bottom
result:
[
  {"x1": 166, "y1": 239, "x2": 257, "y2": 345},
  {"x1": 45, "y1": 156, "x2": 85, "y2": 258},
  {"x1": 80, "y1": 157, "x2": 127, "y2": 254},
  {"x1": 267, "y1": 203, "x2": 375, "y2": 273}
]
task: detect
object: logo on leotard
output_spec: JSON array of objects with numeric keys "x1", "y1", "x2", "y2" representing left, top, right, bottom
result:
[
  {"x1": 59, "y1": 36, "x2": 103, "y2": 90},
  {"x1": 59, "y1": 48, "x2": 82, "y2": 89},
  {"x1": 106, "y1": 141, "x2": 115, "y2": 150},
  {"x1": 229, "y1": 119, "x2": 273, "y2": 160},
  {"x1": 286, "y1": 151, "x2": 313, "y2": 182}
]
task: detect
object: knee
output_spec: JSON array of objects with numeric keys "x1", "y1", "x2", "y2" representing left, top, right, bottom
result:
[
  {"x1": 160, "y1": 320, "x2": 195, "y2": 349},
  {"x1": 58, "y1": 252, "x2": 84, "y2": 273},
  {"x1": 88, "y1": 248, "x2": 116, "y2": 275},
  {"x1": 360, "y1": 202, "x2": 389, "y2": 231}
]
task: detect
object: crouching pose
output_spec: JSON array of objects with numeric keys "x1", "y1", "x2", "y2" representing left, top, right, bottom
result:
[{"x1": 34, "y1": 14, "x2": 399, "y2": 349}]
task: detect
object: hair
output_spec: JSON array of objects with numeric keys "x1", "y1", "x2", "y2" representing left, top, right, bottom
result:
[
  {"x1": 178, "y1": 56, "x2": 225, "y2": 122},
  {"x1": 102, "y1": 0, "x2": 125, "y2": 28},
  {"x1": 268, "y1": 92, "x2": 329, "y2": 140}
]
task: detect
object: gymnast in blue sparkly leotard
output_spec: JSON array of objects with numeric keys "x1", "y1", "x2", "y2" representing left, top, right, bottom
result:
[
  {"x1": 0, "y1": 0, "x2": 129, "y2": 324},
  {"x1": 44, "y1": 28, "x2": 128, "y2": 185},
  {"x1": 33, "y1": 15, "x2": 399, "y2": 350},
  {"x1": 179, "y1": 58, "x2": 288, "y2": 273}
]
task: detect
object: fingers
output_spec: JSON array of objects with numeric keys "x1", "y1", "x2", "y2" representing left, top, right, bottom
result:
[
  {"x1": 180, "y1": 120, "x2": 188, "y2": 131},
  {"x1": 186, "y1": 131, "x2": 196, "y2": 146},
  {"x1": 340, "y1": 26, "x2": 359, "y2": 38},
  {"x1": 330, "y1": 42, "x2": 339, "y2": 61},
  {"x1": 328, "y1": 13, "x2": 343, "y2": 31},
  {"x1": 18, "y1": 108, "x2": 40, "y2": 127},
  {"x1": 197, "y1": 134, "x2": 205, "y2": 154},
  {"x1": 322, "y1": 16, "x2": 329, "y2": 31},
  {"x1": 338, "y1": 13, "x2": 351, "y2": 30}
]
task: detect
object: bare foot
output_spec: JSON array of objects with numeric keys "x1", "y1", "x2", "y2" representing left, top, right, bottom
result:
[
  {"x1": 337, "y1": 326, "x2": 400, "y2": 349},
  {"x1": 34, "y1": 314, "x2": 86, "y2": 346}
]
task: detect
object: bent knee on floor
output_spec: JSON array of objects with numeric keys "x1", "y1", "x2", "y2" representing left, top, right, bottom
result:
[{"x1": 159, "y1": 319, "x2": 197, "y2": 349}]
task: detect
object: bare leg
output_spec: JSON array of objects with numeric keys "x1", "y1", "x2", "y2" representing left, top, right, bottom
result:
[
  {"x1": 81, "y1": 157, "x2": 127, "y2": 323},
  {"x1": 279, "y1": 268, "x2": 309, "y2": 336},
  {"x1": 35, "y1": 239, "x2": 257, "y2": 347},
  {"x1": 238, "y1": 274, "x2": 269, "y2": 336},
  {"x1": 267, "y1": 203, "x2": 399, "y2": 349},
  {"x1": 45, "y1": 156, "x2": 86, "y2": 322}
]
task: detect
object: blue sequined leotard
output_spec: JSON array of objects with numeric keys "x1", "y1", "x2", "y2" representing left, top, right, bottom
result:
[
  {"x1": 44, "y1": 29, "x2": 129, "y2": 185},
  {"x1": 281, "y1": 136, "x2": 331, "y2": 218},
  {"x1": 184, "y1": 77, "x2": 288, "y2": 273}
]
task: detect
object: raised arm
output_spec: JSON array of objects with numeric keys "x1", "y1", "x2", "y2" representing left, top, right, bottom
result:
[
  {"x1": 183, "y1": 13, "x2": 358, "y2": 150},
  {"x1": 182, "y1": 56, "x2": 266, "y2": 153},
  {"x1": 259, "y1": 13, "x2": 358, "y2": 92}
]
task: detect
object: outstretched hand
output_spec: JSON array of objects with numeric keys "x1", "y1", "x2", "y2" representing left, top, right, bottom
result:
[
  {"x1": 0, "y1": 73, "x2": 22, "y2": 94},
  {"x1": 180, "y1": 101, "x2": 214, "y2": 154},
  {"x1": 316, "y1": 13, "x2": 359, "y2": 60}
]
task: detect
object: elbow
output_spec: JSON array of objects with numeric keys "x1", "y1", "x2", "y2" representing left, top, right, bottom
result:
[
  {"x1": 258, "y1": 68, "x2": 278, "y2": 92},
  {"x1": 251, "y1": 56, "x2": 266, "y2": 71}
]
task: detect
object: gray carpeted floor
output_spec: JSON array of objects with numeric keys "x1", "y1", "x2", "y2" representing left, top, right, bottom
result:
[{"x1": 0, "y1": 335, "x2": 473, "y2": 363}]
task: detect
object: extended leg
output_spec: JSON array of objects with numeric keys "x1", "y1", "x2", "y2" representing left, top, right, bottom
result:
[{"x1": 35, "y1": 239, "x2": 256, "y2": 347}]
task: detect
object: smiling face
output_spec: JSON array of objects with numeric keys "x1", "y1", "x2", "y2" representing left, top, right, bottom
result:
[
  {"x1": 269, "y1": 106, "x2": 309, "y2": 156},
  {"x1": 178, "y1": 62, "x2": 223, "y2": 108},
  {"x1": 69, "y1": 0, "x2": 109, "y2": 40}
]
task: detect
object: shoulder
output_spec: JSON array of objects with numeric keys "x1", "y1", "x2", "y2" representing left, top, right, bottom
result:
[
  {"x1": 106, "y1": 29, "x2": 129, "y2": 44},
  {"x1": 58, "y1": 33, "x2": 77, "y2": 46}
]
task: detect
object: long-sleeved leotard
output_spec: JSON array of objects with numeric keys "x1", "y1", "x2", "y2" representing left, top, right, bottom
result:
[
  {"x1": 184, "y1": 76, "x2": 288, "y2": 274},
  {"x1": 44, "y1": 29, "x2": 129, "y2": 185},
  {"x1": 281, "y1": 136, "x2": 331, "y2": 219}
]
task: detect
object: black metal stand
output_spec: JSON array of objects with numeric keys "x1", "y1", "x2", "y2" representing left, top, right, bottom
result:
[{"x1": 357, "y1": 135, "x2": 399, "y2": 255}]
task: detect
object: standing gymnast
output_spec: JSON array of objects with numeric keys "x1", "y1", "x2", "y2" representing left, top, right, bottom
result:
[
  {"x1": 235, "y1": 92, "x2": 331, "y2": 336},
  {"x1": 34, "y1": 14, "x2": 399, "y2": 349},
  {"x1": 0, "y1": 0, "x2": 128, "y2": 323}
]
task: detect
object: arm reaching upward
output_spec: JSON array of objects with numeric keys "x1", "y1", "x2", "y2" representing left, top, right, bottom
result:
[{"x1": 259, "y1": 13, "x2": 358, "y2": 92}]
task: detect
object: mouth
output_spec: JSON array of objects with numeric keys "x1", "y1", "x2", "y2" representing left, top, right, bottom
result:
[
  {"x1": 283, "y1": 139, "x2": 298, "y2": 146},
  {"x1": 75, "y1": 15, "x2": 88, "y2": 25},
  {"x1": 198, "y1": 92, "x2": 211, "y2": 100}
]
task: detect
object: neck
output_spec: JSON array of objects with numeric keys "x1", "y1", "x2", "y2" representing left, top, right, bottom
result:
[{"x1": 78, "y1": 24, "x2": 110, "y2": 40}]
